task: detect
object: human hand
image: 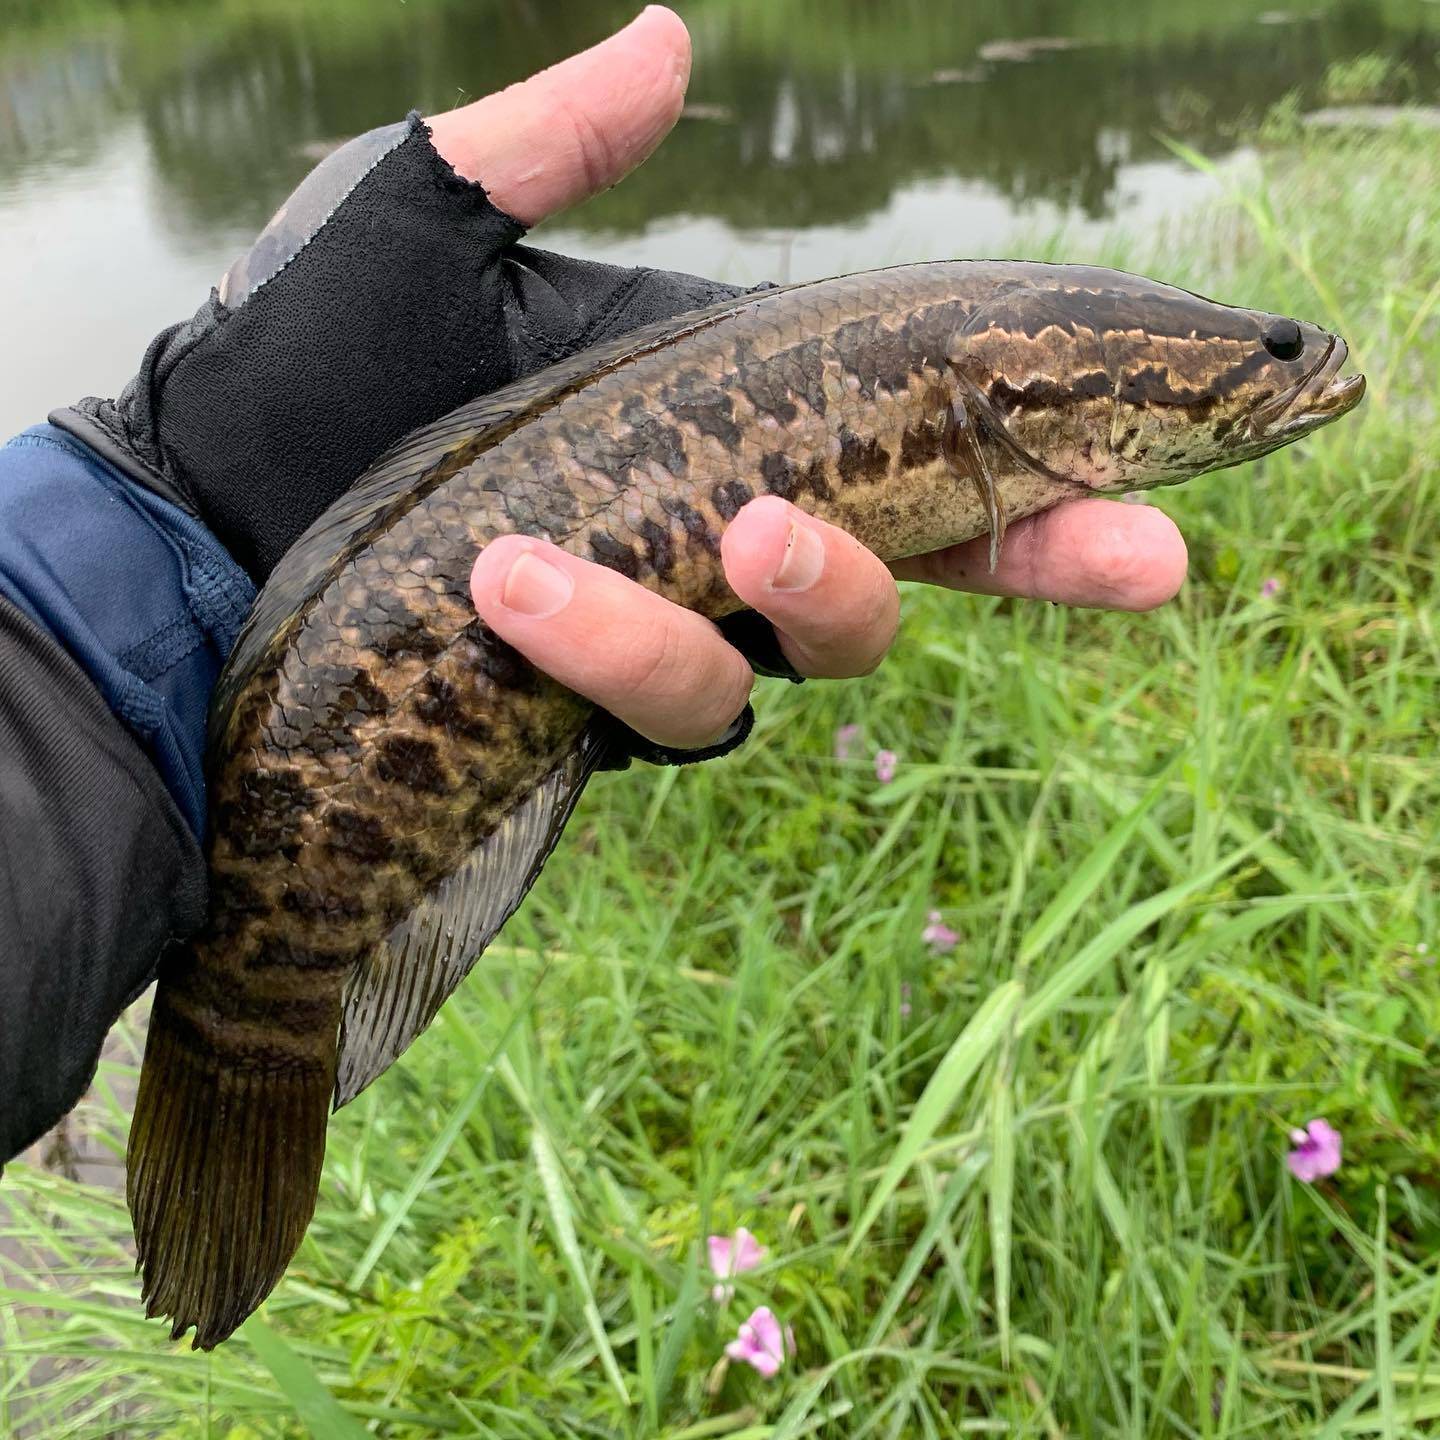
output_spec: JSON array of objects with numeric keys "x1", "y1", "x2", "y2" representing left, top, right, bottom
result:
[
  {"x1": 467, "y1": 12, "x2": 1188, "y2": 754},
  {"x1": 52, "y1": 6, "x2": 749, "y2": 581}
]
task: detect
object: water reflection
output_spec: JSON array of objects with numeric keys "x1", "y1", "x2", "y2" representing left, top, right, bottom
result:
[
  {"x1": 5, "y1": 1, "x2": 1437, "y2": 230},
  {"x1": 0, "y1": 0, "x2": 1437, "y2": 430}
]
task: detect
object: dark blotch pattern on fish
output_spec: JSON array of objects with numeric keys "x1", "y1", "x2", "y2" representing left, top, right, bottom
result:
[
  {"x1": 280, "y1": 885, "x2": 367, "y2": 923},
  {"x1": 900, "y1": 415, "x2": 944, "y2": 470},
  {"x1": 479, "y1": 633, "x2": 540, "y2": 694},
  {"x1": 375, "y1": 735, "x2": 452, "y2": 795},
  {"x1": 712, "y1": 480, "x2": 754, "y2": 520},
  {"x1": 1119, "y1": 366, "x2": 1218, "y2": 415},
  {"x1": 639, "y1": 516, "x2": 676, "y2": 579},
  {"x1": 661, "y1": 495, "x2": 721, "y2": 553},
  {"x1": 369, "y1": 612, "x2": 447, "y2": 661},
  {"x1": 837, "y1": 427, "x2": 891, "y2": 485},
  {"x1": 414, "y1": 675, "x2": 493, "y2": 743},
  {"x1": 241, "y1": 938, "x2": 356, "y2": 973},
  {"x1": 738, "y1": 363, "x2": 799, "y2": 423},
  {"x1": 589, "y1": 530, "x2": 641, "y2": 579},
  {"x1": 761, "y1": 451, "x2": 801, "y2": 500},
  {"x1": 989, "y1": 370, "x2": 1111, "y2": 413},
  {"x1": 828, "y1": 309, "x2": 933, "y2": 399},
  {"x1": 212, "y1": 770, "x2": 316, "y2": 860},
  {"x1": 324, "y1": 806, "x2": 397, "y2": 864},
  {"x1": 669, "y1": 385, "x2": 744, "y2": 447}
]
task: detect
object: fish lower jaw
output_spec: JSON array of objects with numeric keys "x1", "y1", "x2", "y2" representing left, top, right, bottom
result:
[{"x1": 1249, "y1": 338, "x2": 1366, "y2": 438}]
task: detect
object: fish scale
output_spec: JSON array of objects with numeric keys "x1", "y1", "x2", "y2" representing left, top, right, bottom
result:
[{"x1": 123, "y1": 259, "x2": 1364, "y2": 1347}]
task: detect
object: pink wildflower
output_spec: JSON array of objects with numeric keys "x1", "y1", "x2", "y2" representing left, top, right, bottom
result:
[
  {"x1": 1260, "y1": 576, "x2": 1283, "y2": 599},
  {"x1": 922, "y1": 909, "x2": 959, "y2": 954},
  {"x1": 874, "y1": 749, "x2": 898, "y2": 784},
  {"x1": 707, "y1": 1227, "x2": 765, "y2": 1302},
  {"x1": 833, "y1": 724, "x2": 862, "y2": 761},
  {"x1": 725, "y1": 1305, "x2": 793, "y2": 1378},
  {"x1": 1287, "y1": 1119, "x2": 1342, "y2": 1182},
  {"x1": 900, "y1": 981, "x2": 912, "y2": 1019}
]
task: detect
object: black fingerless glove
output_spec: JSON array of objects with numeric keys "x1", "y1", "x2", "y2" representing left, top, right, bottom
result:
[{"x1": 50, "y1": 111, "x2": 798, "y2": 766}]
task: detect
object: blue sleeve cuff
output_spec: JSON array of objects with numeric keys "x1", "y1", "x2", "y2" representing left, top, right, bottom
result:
[{"x1": 0, "y1": 425, "x2": 256, "y2": 836}]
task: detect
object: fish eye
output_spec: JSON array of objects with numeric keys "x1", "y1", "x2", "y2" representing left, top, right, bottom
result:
[{"x1": 1262, "y1": 319, "x2": 1305, "y2": 362}]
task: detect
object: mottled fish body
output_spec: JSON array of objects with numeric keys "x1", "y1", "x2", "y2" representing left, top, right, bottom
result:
[{"x1": 125, "y1": 261, "x2": 1364, "y2": 1346}]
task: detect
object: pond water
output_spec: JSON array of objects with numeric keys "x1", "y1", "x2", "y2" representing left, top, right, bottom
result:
[{"x1": 1, "y1": 0, "x2": 1437, "y2": 436}]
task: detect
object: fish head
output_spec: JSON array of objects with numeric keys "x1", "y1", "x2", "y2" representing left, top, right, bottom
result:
[{"x1": 950, "y1": 266, "x2": 1365, "y2": 494}]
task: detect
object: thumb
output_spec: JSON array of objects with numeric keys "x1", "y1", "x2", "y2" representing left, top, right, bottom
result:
[{"x1": 426, "y1": 6, "x2": 691, "y2": 227}]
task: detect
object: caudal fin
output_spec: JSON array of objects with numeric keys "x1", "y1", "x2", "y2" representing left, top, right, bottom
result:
[{"x1": 126, "y1": 991, "x2": 337, "y2": 1350}]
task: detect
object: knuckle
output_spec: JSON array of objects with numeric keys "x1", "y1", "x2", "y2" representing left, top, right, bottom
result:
[
  {"x1": 552, "y1": 92, "x2": 615, "y2": 199},
  {"x1": 620, "y1": 615, "x2": 689, "y2": 697},
  {"x1": 615, "y1": 617, "x2": 752, "y2": 747}
]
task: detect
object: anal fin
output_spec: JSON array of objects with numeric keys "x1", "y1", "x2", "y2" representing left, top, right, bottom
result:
[{"x1": 333, "y1": 721, "x2": 613, "y2": 1107}]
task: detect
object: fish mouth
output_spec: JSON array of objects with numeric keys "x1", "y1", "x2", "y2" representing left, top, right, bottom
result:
[{"x1": 1248, "y1": 335, "x2": 1367, "y2": 439}]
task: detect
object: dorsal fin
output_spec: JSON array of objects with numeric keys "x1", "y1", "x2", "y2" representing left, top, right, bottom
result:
[
  {"x1": 332, "y1": 719, "x2": 613, "y2": 1107},
  {"x1": 210, "y1": 284, "x2": 794, "y2": 747}
]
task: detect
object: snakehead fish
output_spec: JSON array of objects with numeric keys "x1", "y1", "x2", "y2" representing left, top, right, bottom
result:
[{"x1": 126, "y1": 260, "x2": 1364, "y2": 1347}]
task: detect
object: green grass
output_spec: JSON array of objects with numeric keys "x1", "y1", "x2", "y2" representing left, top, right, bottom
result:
[{"x1": 4, "y1": 124, "x2": 1440, "y2": 1438}]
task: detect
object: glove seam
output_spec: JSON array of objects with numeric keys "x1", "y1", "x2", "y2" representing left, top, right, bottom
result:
[
  {"x1": 239, "y1": 119, "x2": 415, "y2": 309},
  {"x1": 574, "y1": 267, "x2": 659, "y2": 349},
  {"x1": 508, "y1": 265, "x2": 650, "y2": 371}
]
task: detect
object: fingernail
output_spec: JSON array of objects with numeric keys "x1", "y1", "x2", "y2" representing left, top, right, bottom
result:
[
  {"x1": 499, "y1": 551, "x2": 574, "y2": 618},
  {"x1": 770, "y1": 522, "x2": 825, "y2": 593}
]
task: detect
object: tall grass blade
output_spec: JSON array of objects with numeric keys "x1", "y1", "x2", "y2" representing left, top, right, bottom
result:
[
  {"x1": 1019, "y1": 842, "x2": 1258, "y2": 1037},
  {"x1": 844, "y1": 980, "x2": 1022, "y2": 1260},
  {"x1": 530, "y1": 1125, "x2": 631, "y2": 1408},
  {"x1": 241, "y1": 1318, "x2": 371, "y2": 1440},
  {"x1": 1016, "y1": 757, "x2": 1180, "y2": 966}
]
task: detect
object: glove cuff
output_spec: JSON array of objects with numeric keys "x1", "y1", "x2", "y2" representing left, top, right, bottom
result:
[
  {"x1": 597, "y1": 702, "x2": 756, "y2": 772},
  {"x1": 49, "y1": 388, "x2": 194, "y2": 517}
]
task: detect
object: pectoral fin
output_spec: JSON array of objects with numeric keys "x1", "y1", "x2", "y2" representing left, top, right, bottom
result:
[
  {"x1": 941, "y1": 393, "x2": 1007, "y2": 572},
  {"x1": 941, "y1": 371, "x2": 1077, "y2": 572}
]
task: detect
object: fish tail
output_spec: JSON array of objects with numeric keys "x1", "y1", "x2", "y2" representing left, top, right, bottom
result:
[{"x1": 126, "y1": 981, "x2": 339, "y2": 1350}]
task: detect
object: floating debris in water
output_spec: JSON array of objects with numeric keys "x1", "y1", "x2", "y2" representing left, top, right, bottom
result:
[
  {"x1": 681, "y1": 103, "x2": 735, "y2": 123},
  {"x1": 925, "y1": 67, "x2": 986, "y2": 86},
  {"x1": 295, "y1": 138, "x2": 348, "y2": 162},
  {"x1": 1303, "y1": 105, "x2": 1440, "y2": 132},
  {"x1": 977, "y1": 37, "x2": 1085, "y2": 64}
]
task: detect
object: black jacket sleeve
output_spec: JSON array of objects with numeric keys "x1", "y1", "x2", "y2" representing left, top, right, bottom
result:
[{"x1": 0, "y1": 594, "x2": 205, "y2": 1161}]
